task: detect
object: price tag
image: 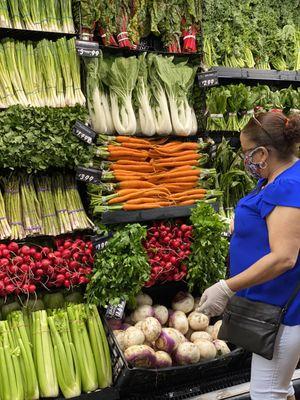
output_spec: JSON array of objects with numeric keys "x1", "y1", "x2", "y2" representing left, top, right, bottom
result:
[
  {"x1": 198, "y1": 71, "x2": 219, "y2": 88},
  {"x1": 91, "y1": 233, "x2": 113, "y2": 251},
  {"x1": 106, "y1": 300, "x2": 126, "y2": 320},
  {"x1": 73, "y1": 121, "x2": 96, "y2": 144},
  {"x1": 76, "y1": 40, "x2": 100, "y2": 58},
  {"x1": 76, "y1": 167, "x2": 102, "y2": 184}
]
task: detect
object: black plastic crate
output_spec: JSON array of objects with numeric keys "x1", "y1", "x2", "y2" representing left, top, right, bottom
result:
[{"x1": 103, "y1": 318, "x2": 247, "y2": 396}]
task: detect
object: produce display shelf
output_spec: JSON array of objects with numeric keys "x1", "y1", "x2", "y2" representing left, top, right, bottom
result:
[
  {"x1": 198, "y1": 67, "x2": 300, "y2": 88},
  {"x1": 97, "y1": 43, "x2": 201, "y2": 58},
  {"x1": 56, "y1": 387, "x2": 119, "y2": 400},
  {"x1": 101, "y1": 205, "x2": 197, "y2": 224},
  {"x1": 0, "y1": 27, "x2": 77, "y2": 41}
]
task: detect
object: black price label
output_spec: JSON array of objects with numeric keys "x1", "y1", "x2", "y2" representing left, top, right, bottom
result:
[
  {"x1": 106, "y1": 300, "x2": 126, "y2": 320},
  {"x1": 198, "y1": 71, "x2": 219, "y2": 88},
  {"x1": 91, "y1": 233, "x2": 113, "y2": 251},
  {"x1": 76, "y1": 40, "x2": 100, "y2": 58},
  {"x1": 76, "y1": 166, "x2": 102, "y2": 184},
  {"x1": 73, "y1": 121, "x2": 96, "y2": 144}
]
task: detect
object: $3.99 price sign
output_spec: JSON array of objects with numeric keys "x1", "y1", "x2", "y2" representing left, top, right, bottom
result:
[
  {"x1": 75, "y1": 40, "x2": 100, "y2": 58},
  {"x1": 76, "y1": 167, "x2": 102, "y2": 185}
]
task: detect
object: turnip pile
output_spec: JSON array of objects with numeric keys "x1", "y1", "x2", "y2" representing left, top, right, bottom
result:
[{"x1": 109, "y1": 291, "x2": 231, "y2": 369}]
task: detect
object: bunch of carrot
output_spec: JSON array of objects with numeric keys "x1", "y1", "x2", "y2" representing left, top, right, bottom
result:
[{"x1": 90, "y1": 136, "x2": 219, "y2": 212}]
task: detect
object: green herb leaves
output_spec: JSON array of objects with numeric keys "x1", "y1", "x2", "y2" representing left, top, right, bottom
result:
[
  {"x1": 187, "y1": 202, "x2": 228, "y2": 293},
  {"x1": 0, "y1": 105, "x2": 92, "y2": 172},
  {"x1": 86, "y1": 224, "x2": 151, "y2": 307}
]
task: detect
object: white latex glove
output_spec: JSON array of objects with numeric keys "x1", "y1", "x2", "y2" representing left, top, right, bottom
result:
[{"x1": 196, "y1": 280, "x2": 235, "y2": 317}]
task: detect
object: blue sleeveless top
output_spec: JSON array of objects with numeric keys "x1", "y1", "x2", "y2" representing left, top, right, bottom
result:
[{"x1": 230, "y1": 160, "x2": 300, "y2": 326}]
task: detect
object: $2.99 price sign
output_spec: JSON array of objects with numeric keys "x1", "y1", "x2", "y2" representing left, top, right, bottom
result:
[
  {"x1": 198, "y1": 71, "x2": 219, "y2": 88},
  {"x1": 76, "y1": 167, "x2": 102, "y2": 185}
]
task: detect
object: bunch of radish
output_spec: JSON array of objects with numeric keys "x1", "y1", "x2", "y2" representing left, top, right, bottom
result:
[
  {"x1": 144, "y1": 221, "x2": 193, "y2": 287},
  {"x1": 0, "y1": 238, "x2": 93, "y2": 297}
]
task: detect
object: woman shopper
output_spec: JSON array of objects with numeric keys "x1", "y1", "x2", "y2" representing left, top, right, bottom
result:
[{"x1": 198, "y1": 111, "x2": 300, "y2": 400}]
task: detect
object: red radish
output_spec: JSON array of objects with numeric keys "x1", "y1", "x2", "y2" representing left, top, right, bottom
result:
[
  {"x1": 64, "y1": 280, "x2": 71, "y2": 288},
  {"x1": 41, "y1": 259, "x2": 51, "y2": 270},
  {"x1": 28, "y1": 284, "x2": 36, "y2": 293},
  {"x1": 8, "y1": 242, "x2": 19, "y2": 253},
  {"x1": 6, "y1": 284, "x2": 15, "y2": 293},
  {"x1": 41, "y1": 247, "x2": 50, "y2": 255},
  {"x1": 0, "y1": 259, "x2": 9, "y2": 267},
  {"x1": 20, "y1": 264, "x2": 29, "y2": 273},
  {"x1": 20, "y1": 245, "x2": 30, "y2": 256}
]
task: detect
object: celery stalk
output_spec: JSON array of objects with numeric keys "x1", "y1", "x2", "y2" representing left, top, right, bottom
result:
[
  {"x1": 32, "y1": 310, "x2": 59, "y2": 398},
  {"x1": 67, "y1": 304, "x2": 98, "y2": 393},
  {"x1": 8, "y1": 311, "x2": 39, "y2": 400},
  {"x1": 48, "y1": 310, "x2": 81, "y2": 398}
]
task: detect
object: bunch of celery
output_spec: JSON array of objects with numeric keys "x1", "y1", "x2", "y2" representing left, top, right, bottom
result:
[
  {"x1": 1, "y1": 0, "x2": 75, "y2": 32},
  {"x1": 3, "y1": 174, "x2": 25, "y2": 240},
  {"x1": 0, "y1": 320, "x2": 24, "y2": 400},
  {"x1": 0, "y1": 38, "x2": 85, "y2": 108}
]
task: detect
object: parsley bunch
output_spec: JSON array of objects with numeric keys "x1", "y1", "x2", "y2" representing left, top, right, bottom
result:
[
  {"x1": 0, "y1": 105, "x2": 92, "y2": 172},
  {"x1": 86, "y1": 224, "x2": 151, "y2": 307}
]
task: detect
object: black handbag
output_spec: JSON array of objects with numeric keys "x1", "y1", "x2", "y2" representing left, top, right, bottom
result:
[{"x1": 218, "y1": 283, "x2": 300, "y2": 360}]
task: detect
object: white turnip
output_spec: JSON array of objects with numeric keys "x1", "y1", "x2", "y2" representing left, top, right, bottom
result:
[
  {"x1": 113, "y1": 330, "x2": 126, "y2": 351},
  {"x1": 188, "y1": 312, "x2": 209, "y2": 331},
  {"x1": 124, "y1": 327, "x2": 145, "y2": 349},
  {"x1": 124, "y1": 345, "x2": 156, "y2": 368},
  {"x1": 214, "y1": 340, "x2": 230, "y2": 356},
  {"x1": 136, "y1": 293, "x2": 153, "y2": 306},
  {"x1": 174, "y1": 342, "x2": 200, "y2": 365},
  {"x1": 168, "y1": 311, "x2": 189, "y2": 334},
  {"x1": 155, "y1": 328, "x2": 180, "y2": 353},
  {"x1": 212, "y1": 320, "x2": 222, "y2": 340},
  {"x1": 194, "y1": 339, "x2": 217, "y2": 360},
  {"x1": 191, "y1": 331, "x2": 213, "y2": 343},
  {"x1": 172, "y1": 292, "x2": 194, "y2": 314},
  {"x1": 155, "y1": 351, "x2": 172, "y2": 368},
  {"x1": 141, "y1": 317, "x2": 162, "y2": 342},
  {"x1": 153, "y1": 305, "x2": 168, "y2": 325},
  {"x1": 132, "y1": 305, "x2": 154, "y2": 322}
]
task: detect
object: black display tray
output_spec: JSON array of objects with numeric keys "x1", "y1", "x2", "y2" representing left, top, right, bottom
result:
[
  {"x1": 198, "y1": 67, "x2": 300, "y2": 88},
  {"x1": 55, "y1": 387, "x2": 119, "y2": 400},
  {"x1": 0, "y1": 27, "x2": 77, "y2": 41},
  {"x1": 101, "y1": 203, "x2": 219, "y2": 225},
  {"x1": 104, "y1": 317, "x2": 247, "y2": 396}
]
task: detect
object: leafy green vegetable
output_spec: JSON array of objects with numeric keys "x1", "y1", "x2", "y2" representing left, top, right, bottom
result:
[
  {"x1": 0, "y1": 105, "x2": 92, "y2": 172},
  {"x1": 86, "y1": 224, "x2": 151, "y2": 307},
  {"x1": 187, "y1": 202, "x2": 228, "y2": 293}
]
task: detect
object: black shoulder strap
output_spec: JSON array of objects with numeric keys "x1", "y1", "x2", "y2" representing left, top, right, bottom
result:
[{"x1": 283, "y1": 281, "x2": 300, "y2": 312}]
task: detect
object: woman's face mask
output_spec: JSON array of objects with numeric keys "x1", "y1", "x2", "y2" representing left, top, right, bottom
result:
[{"x1": 243, "y1": 147, "x2": 267, "y2": 179}]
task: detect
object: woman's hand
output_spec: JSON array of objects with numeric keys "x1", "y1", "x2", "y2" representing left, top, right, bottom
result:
[{"x1": 196, "y1": 280, "x2": 235, "y2": 317}]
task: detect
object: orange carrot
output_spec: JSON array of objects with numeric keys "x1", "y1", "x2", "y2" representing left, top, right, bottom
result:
[
  {"x1": 178, "y1": 200, "x2": 196, "y2": 206},
  {"x1": 115, "y1": 160, "x2": 151, "y2": 166},
  {"x1": 153, "y1": 160, "x2": 199, "y2": 168},
  {"x1": 118, "y1": 181, "x2": 156, "y2": 189},
  {"x1": 157, "y1": 183, "x2": 196, "y2": 193},
  {"x1": 154, "y1": 142, "x2": 199, "y2": 152},
  {"x1": 126, "y1": 197, "x2": 173, "y2": 205},
  {"x1": 171, "y1": 189, "x2": 207, "y2": 198},
  {"x1": 157, "y1": 176, "x2": 199, "y2": 184},
  {"x1": 112, "y1": 164, "x2": 154, "y2": 173},
  {"x1": 173, "y1": 194, "x2": 206, "y2": 201},
  {"x1": 108, "y1": 189, "x2": 169, "y2": 204},
  {"x1": 116, "y1": 136, "x2": 152, "y2": 146},
  {"x1": 155, "y1": 153, "x2": 199, "y2": 163},
  {"x1": 123, "y1": 203, "x2": 170, "y2": 210},
  {"x1": 149, "y1": 150, "x2": 197, "y2": 158}
]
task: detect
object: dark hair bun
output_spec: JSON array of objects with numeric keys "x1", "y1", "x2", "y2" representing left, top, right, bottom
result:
[{"x1": 283, "y1": 114, "x2": 300, "y2": 144}]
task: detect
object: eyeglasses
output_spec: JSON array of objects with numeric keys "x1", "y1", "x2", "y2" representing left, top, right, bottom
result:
[{"x1": 252, "y1": 114, "x2": 273, "y2": 141}]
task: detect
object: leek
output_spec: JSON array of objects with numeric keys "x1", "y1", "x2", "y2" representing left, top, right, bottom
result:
[
  {"x1": 66, "y1": 38, "x2": 86, "y2": 106},
  {"x1": 31, "y1": 310, "x2": 59, "y2": 398},
  {"x1": 8, "y1": 311, "x2": 39, "y2": 400},
  {"x1": 67, "y1": 304, "x2": 98, "y2": 393},
  {"x1": 56, "y1": 37, "x2": 75, "y2": 106},
  {"x1": 48, "y1": 310, "x2": 81, "y2": 399}
]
